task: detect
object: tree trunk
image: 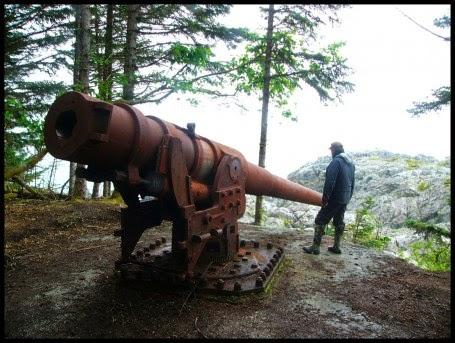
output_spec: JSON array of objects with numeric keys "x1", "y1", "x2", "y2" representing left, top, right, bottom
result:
[
  {"x1": 123, "y1": 5, "x2": 140, "y2": 102},
  {"x1": 79, "y1": 4, "x2": 91, "y2": 94},
  {"x1": 101, "y1": 4, "x2": 114, "y2": 102},
  {"x1": 100, "y1": 5, "x2": 114, "y2": 199},
  {"x1": 69, "y1": 5, "x2": 81, "y2": 198},
  {"x1": 254, "y1": 4, "x2": 274, "y2": 226},
  {"x1": 91, "y1": 5, "x2": 102, "y2": 197},
  {"x1": 11, "y1": 176, "x2": 47, "y2": 200},
  {"x1": 92, "y1": 182, "x2": 100, "y2": 198},
  {"x1": 68, "y1": 162, "x2": 76, "y2": 196},
  {"x1": 103, "y1": 181, "x2": 111, "y2": 197},
  {"x1": 72, "y1": 4, "x2": 91, "y2": 199},
  {"x1": 4, "y1": 148, "x2": 48, "y2": 181}
]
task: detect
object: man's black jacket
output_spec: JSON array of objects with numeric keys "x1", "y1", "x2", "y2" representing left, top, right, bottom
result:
[{"x1": 323, "y1": 152, "x2": 355, "y2": 205}]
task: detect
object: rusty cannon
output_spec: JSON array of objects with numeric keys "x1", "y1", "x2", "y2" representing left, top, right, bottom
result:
[{"x1": 44, "y1": 91, "x2": 323, "y2": 294}]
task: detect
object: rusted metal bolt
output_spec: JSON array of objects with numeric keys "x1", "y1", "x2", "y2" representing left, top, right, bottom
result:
[
  {"x1": 161, "y1": 237, "x2": 166, "y2": 243},
  {"x1": 236, "y1": 200, "x2": 241, "y2": 206},
  {"x1": 263, "y1": 267, "x2": 270, "y2": 276},
  {"x1": 267, "y1": 262, "x2": 273, "y2": 270},
  {"x1": 254, "y1": 241, "x2": 260, "y2": 248},
  {"x1": 236, "y1": 188, "x2": 241, "y2": 194},
  {"x1": 155, "y1": 239, "x2": 161, "y2": 246},
  {"x1": 240, "y1": 240, "x2": 246, "y2": 247},
  {"x1": 267, "y1": 242, "x2": 273, "y2": 249},
  {"x1": 273, "y1": 254, "x2": 278, "y2": 259},
  {"x1": 251, "y1": 263, "x2": 258, "y2": 269},
  {"x1": 204, "y1": 214, "x2": 213, "y2": 225},
  {"x1": 260, "y1": 272, "x2": 266, "y2": 280},
  {"x1": 234, "y1": 281, "x2": 242, "y2": 292},
  {"x1": 256, "y1": 278, "x2": 264, "y2": 287},
  {"x1": 245, "y1": 251, "x2": 252, "y2": 255},
  {"x1": 278, "y1": 246, "x2": 284, "y2": 253},
  {"x1": 271, "y1": 258, "x2": 277, "y2": 265},
  {"x1": 242, "y1": 257, "x2": 248, "y2": 262},
  {"x1": 276, "y1": 249, "x2": 281, "y2": 256},
  {"x1": 149, "y1": 243, "x2": 156, "y2": 249},
  {"x1": 234, "y1": 263, "x2": 241, "y2": 268},
  {"x1": 216, "y1": 279, "x2": 225, "y2": 289}
]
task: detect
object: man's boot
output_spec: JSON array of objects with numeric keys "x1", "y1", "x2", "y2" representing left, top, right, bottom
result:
[
  {"x1": 328, "y1": 225, "x2": 344, "y2": 254},
  {"x1": 303, "y1": 224, "x2": 325, "y2": 255}
]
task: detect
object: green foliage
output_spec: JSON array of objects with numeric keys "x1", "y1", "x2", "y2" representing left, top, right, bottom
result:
[
  {"x1": 416, "y1": 180, "x2": 430, "y2": 192},
  {"x1": 282, "y1": 217, "x2": 293, "y2": 228},
  {"x1": 403, "y1": 218, "x2": 450, "y2": 271},
  {"x1": 169, "y1": 43, "x2": 213, "y2": 67},
  {"x1": 406, "y1": 14, "x2": 450, "y2": 117},
  {"x1": 442, "y1": 177, "x2": 450, "y2": 188},
  {"x1": 347, "y1": 196, "x2": 390, "y2": 251},
  {"x1": 405, "y1": 219, "x2": 450, "y2": 239},
  {"x1": 433, "y1": 15, "x2": 450, "y2": 29},
  {"x1": 408, "y1": 238, "x2": 450, "y2": 272},
  {"x1": 436, "y1": 159, "x2": 450, "y2": 168},
  {"x1": 324, "y1": 223, "x2": 335, "y2": 237},
  {"x1": 4, "y1": 4, "x2": 72, "y2": 174},
  {"x1": 406, "y1": 158, "x2": 422, "y2": 170},
  {"x1": 229, "y1": 5, "x2": 353, "y2": 121},
  {"x1": 407, "y1": 86, "x2": 451, "y2": 116},
  {"x1": 121, "y1": 4, "x2": 250, "y2": 103}
]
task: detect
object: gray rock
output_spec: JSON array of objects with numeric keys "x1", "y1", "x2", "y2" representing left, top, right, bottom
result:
[{"x1": 240, "y1": 151, "x2": 450, "y2": 256}]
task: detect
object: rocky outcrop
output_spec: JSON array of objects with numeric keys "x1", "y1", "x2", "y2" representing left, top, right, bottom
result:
[{"x1": 241, "y1": 151, "x2": 450, "y2": 232}]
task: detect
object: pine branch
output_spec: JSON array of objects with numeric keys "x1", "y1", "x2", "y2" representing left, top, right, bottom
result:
[{"x1": 395, "y1": 7, "x2": 450, "y2": 42}]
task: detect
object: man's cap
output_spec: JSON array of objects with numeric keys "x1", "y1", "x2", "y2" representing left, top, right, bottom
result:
[{"x1": 329, "y1": 141, "x2": 343, "y2": 150}]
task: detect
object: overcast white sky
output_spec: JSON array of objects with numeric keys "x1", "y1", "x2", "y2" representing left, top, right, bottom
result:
[
  {"x1": 43, "y1": 4, "x2": 450, "y2": 189},
  {"x1": 134, "y1": 5, "x2": 451, "y2": 177}
]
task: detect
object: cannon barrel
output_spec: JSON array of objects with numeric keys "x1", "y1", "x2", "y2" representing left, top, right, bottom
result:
[{"x1": 44, "y1": 92, "x2": 322, "y2": 207}]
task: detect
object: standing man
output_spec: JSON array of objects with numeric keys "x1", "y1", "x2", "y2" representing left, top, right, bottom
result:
[{"x1": 303, "y1": 142, "x2": 355, "y2": 255}]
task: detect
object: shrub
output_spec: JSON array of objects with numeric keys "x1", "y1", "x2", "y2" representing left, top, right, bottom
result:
[
  {"x1": 346, "y1": 196, "x2": 390, "y2": 251},
  {"x1": 325, "y1": 223, "x2": 335, "y2": 237},
  {"x1": 406, "y1": 159, "x2": 422, "y2": 170},
  {"x1": 417, "y1": 180, "x2": 430, "y2": 192},
  {"x1": 404, "y1": 219, "x2": 451, "y2": 272},
  {"x1": 408, "y1": 238, "x2": 451, "y2": 272}
]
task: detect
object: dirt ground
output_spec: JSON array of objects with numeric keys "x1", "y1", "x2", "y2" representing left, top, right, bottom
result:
[{"x1": 4, "y1": 199, "x2": 451, "y2": 338}]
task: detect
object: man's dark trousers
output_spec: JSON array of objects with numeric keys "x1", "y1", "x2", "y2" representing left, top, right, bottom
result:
[{"x1": 315, "y1": 201, "x2": 347, "y2": 228}]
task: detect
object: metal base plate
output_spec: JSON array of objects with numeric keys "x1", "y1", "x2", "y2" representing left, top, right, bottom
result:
[{"x1": 117, "y1": 239, "x2": 284, "y2": 294}]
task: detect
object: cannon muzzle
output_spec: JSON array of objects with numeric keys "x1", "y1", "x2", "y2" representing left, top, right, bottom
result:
[{"x1": 44, "y1": 92, "x2": 322, "y2": 206}]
